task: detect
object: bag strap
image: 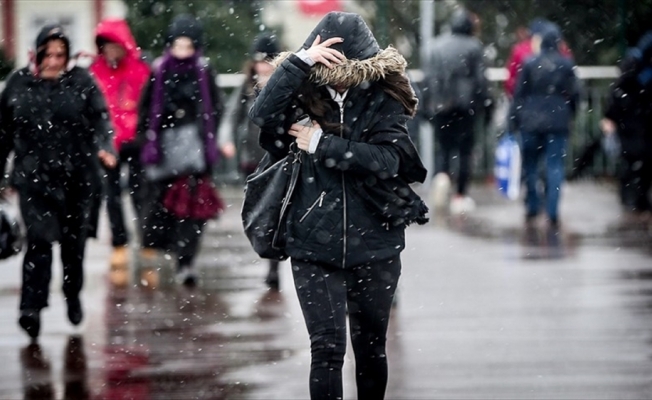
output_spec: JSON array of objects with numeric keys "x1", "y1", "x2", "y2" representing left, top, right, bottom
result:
[{"x1": 272, "y1": 147, "x2": 302, "y2": 248}]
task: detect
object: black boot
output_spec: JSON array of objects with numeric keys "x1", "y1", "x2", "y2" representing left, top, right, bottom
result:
[
  {"x1": 19, "y1": 309, "x2": 41, "y2": 339},
  {"x1": 66, "y1": 297, "x2": 83, "y2": 326}
]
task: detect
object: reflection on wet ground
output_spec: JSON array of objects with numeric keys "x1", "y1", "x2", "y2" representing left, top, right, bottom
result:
[{"x1": 2, "y1": 183, "x2": 652, "y2": 399}]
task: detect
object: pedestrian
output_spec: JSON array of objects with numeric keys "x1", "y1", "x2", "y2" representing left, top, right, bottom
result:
[
  {"x1": 0, "y1": 24, "x2": 117, "y2": 339},
  {"x1": 424, "y1": 8, "x2": 493, "y2": 214},
  {"x1": 137, "y1": 14, "x2": 225, "y2": 288},
  {"x1": 221, "y1": 32, "x2": 283, "y2": 289},
  {"x1": 89, "y1": 18, "x2": 151, "y2": 287},
  {"x1": 510, "y1": 26, "x2": 579, "y2": 227},
  {"x1": 249, "y1": 11, "x2": 428, "y2": 399},
  {"x1": 504, "y1": 19, "x2": 574, "y2": 99},
  {"x1": 602, "y1": 32, "x2": 652, "y2": 212}
]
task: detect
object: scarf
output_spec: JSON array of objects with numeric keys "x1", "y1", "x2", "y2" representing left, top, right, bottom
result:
[{"x1": 147, "y1": 49, "x2": 219, "y2": 166}]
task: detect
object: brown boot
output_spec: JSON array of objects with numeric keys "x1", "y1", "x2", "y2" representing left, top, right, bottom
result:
[
  {"x1": 109, "y1": 246, "x2": 129, "y2": 287},
  {"x1": 139, "y1": 248, "x2": 160, "y2": 289}
]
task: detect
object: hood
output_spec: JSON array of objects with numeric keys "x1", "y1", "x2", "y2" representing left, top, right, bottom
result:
[
  {"x1": 540, "y1": 26, "x2": 562, "y2": 53},
  {"x1": 301, "y1": 12, "x2": 380, "y2": 61},
  {"x1": 95, "y1": 19, "x2": 141, "y2": 59},
  {"x1": 251, "y1": 32, "x2": 280, "y2": 60},
  {"x1": 166, "y1": 14, "x2": 204, "y2": 49},
  {"x1": 528, "y1": 18, "x2": 552, "y2": 37},
  {"x1": 450, "y1": 9, "x2": 474, "y2": 36},
  {"x1": 35, "y1": 24, "x2": 70, "y2": 65},
  {"x1": 272, "y1": 46, "x2": 417, "y2": 116}
]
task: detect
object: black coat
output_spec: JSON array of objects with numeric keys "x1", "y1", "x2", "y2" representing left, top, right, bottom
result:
[
  {"x1": 511, "y1": 40, "x2": 579, "y2": 134},
  {"x1": 0, "y1": 66, "x2": 114, "y2": 242},
  {"x1": 249, "y1": 54, "x2": 427, "y2": 268}
]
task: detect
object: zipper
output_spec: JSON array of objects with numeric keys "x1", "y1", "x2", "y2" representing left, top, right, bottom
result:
[
  {"x1": 299, "y1": 191, "x2": 326, "y2": 223},
  {"x1": 338, "y1": 101, "x2": 347, "y2": 269}
]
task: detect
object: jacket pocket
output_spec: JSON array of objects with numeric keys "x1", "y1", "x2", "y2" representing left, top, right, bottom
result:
[{"x1": 299, "y1": 191, "x2": 327, "y2": 223}]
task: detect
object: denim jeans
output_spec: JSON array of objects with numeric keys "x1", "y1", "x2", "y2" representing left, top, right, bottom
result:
[
  {"x1": 521, "y1": 131, "x2": 568, "y2": 221},
  {"x1": 291, "y1": 257, "x2": 401, "y2": 400}
]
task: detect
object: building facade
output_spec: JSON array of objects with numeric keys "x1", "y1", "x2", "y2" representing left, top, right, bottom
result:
[{"x1": 1, "y1": 0, "x2": 126, "y2": 67}]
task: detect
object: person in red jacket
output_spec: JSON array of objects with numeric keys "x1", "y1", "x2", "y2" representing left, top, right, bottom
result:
[{"x1": 89, "y1": 19, "x2": 150, "y2": 287}]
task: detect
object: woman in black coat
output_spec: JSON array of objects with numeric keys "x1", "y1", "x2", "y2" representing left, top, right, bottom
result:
[
  {"x1": 249, "y1": 12, "x2": 428, "y2": 399},
  {"x1": 0, "y1": 25, "x2": 116, "y2": 339}
]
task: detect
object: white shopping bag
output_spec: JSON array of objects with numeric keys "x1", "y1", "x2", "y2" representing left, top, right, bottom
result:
[{"x1": 494, "y1": 133, "x2": 521, "y2": 200}]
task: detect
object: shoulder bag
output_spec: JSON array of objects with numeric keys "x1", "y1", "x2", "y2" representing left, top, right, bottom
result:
[{"x1": 241, "y1": 146, "x2": 301, "y2": 260}]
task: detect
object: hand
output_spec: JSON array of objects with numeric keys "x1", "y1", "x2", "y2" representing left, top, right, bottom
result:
[
  {"x1": 221, "y1": 142, "x2": 236, "y2": 159},
  {"x1": 305, "y1": 35, "x2": 346, "y2": 69},
  {"x1": 288, "y1": 121, "x2": 321, "y2": 152},
  {"x1": 98, "y1": 150, "x2": 117, "y2": 169},
  {"x1": 600, "y1": 118, "x2": 616, "y2": 136}
]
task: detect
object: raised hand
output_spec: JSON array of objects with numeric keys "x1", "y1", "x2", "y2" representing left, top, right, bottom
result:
[{"x1": 305, "y1": 35, "x2": 346, "y2": 69}]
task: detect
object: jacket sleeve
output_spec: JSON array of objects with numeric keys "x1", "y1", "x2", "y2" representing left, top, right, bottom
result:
[
  {"x1": 249, "y1": 54, "x2": 312, "y2": 158},
  {"x1": 136, "y1": 73, "x2": 154, "y2": 147},
  {"x1": 84, "y1": 71, "x2": 116, "y2": 155},
  {"x1": 315, "y1": 99, "x2": 403, "y2": 180},
  {"x1": 209, "y1": 66, "x2": 224, "y2": 137},
  {"x1": 0, "y1": 72, "x2": 17, "y2": 186},
  {"x1": 510, "y1": 62, "x2": 530, "y2": 131},
  {"x1": 473, "y1": 43, "x2": 493, "y2": 117},
  {"x1": 565, "y1": 63, "x2": 580, "y2": 116}
]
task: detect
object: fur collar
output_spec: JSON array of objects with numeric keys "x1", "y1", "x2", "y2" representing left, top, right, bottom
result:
[{"x1": 272, "y1": 46, "x2": 417, "y2": 116}]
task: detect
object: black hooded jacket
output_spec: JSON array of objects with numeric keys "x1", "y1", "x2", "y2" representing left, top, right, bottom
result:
[
  {"x1": 0, "y1": 26, "x2": 114, "y2": 242},
  {"x1": 249, "y1": 12, "x2": 427, "y2": 269},
  {"x1": 511, "y1": 28, "x2": 579, "y2": 134}
]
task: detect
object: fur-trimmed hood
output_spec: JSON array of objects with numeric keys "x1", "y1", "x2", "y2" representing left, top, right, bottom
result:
[{"x1": 271, "y1": 47, "x2": 418, "y2": 116}]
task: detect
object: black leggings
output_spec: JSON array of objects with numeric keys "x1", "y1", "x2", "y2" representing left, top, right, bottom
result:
[
  {"x1": 141, "y1": 181, "x2": 206, "y2": 269},
  {"x1": 291, "y1": 256, "x2": 401, "y2": 400}
]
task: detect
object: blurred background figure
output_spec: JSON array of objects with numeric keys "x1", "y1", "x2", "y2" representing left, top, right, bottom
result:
[
  {"x1": 0, "y1": 25, "x2": 116, "y2": 339},
  {"x1": 601, "y1": 31, "x2": 652, "y2": 213},
  {"x1": 137, "y1": 14, "x2": 225, "y2": 288},
  {"x1": 425, "y1": 8, "x2": 493, "y2": 215},
  {"x1": 510, "y1": 26, "x2": 579, "y2": 228},
  {"x1": 89, "y1": 18, "x2": 151, "y2": 287},
  {"x1": 504, "y1": 18, "x2": 573, "y2": 100},
  {"x1": 221, "y1": 32, "x2": 283, "y2": 290}
]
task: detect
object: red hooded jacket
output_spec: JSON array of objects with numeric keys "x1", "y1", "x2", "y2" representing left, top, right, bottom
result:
[{"x1": 89, "y1": 19, "x2": 150, "y2": 152}]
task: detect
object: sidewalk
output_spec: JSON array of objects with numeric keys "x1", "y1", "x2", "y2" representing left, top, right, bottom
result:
[{"x1": 423, "y1": 179, "x2": 651, "y2": 244}]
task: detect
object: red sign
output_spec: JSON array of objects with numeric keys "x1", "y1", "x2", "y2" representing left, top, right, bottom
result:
[{"x1": 298, "y1": 0, "x2": 341, "y2": 16}]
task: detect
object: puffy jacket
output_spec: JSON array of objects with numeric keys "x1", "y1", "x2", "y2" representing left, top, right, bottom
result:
[
  {"x1": 90, "y1": 19, "x2": 150, "y2": 152},
  {"x1": 249, "y1": 12, "x2": 427, "y2": 269}
]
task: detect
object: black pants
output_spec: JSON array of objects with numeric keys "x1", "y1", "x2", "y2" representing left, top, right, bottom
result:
[
  {"x1": 104, "y1": 145, "x2": 147, "y2": 247},
  {"x1": 619, "y1": 152, "x2": 652, "y2": 211},
  {"x1": 141, "y1": 181, "x2": 205, "y2": 269},
  {"x1": 19, "y1": 188, "x2": 87, "y2": 311},
  {"x1": 433, "y1": 111, "x2": 476, "y2": 195},
  {"x1": 291, "y1": 256, "x2": 401, "y2": 400}
]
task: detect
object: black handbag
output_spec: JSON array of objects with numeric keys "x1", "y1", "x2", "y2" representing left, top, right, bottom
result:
[
  {"x1": 0, "y1": 206, "x2": 22, "y2": 260},
  {"x1": 241, "y1": 146, "x2": 301, "y2": 260}
]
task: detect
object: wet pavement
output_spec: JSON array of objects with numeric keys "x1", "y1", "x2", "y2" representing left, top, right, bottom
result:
[{"x1": 0, "y1": 180, "x2": 651, "y2": 399}]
